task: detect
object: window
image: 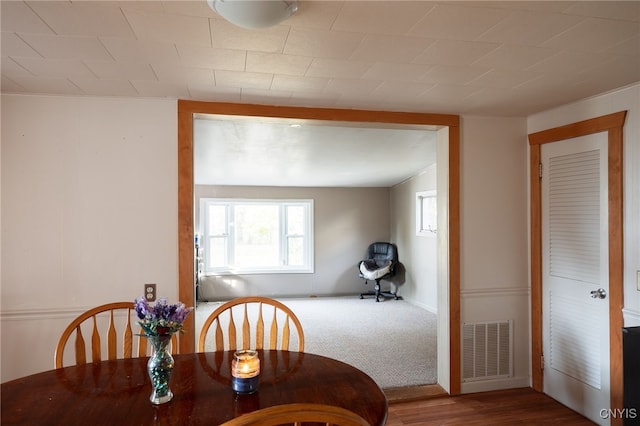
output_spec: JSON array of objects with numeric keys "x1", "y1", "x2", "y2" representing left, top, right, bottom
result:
[
  {"x1": 200, "y1": 198, "x2": 313, "y2": 274},
  {"x1": 416, "y1": 190, "x2": 437, "y2": 236}
]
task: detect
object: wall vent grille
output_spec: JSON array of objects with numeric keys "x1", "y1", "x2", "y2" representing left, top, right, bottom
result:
[{"x1": 463, "y1": 320, "x2": 513, "y2": 382}]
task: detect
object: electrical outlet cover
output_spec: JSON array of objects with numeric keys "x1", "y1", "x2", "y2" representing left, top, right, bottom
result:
[{"x1": 144, "y1": 283, "x2": 157, "y2": 302}]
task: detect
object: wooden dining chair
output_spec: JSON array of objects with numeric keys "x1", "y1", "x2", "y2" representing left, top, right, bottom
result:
[
  {"x1": 198, "y1": 296, "x2": 305, "y2": 352},
  {"x1": 54, "y1": 301, "x2": 179, "y2": 368},
  {"x1": 219, "y1": 403, "x2": 371, "y2": 426}
]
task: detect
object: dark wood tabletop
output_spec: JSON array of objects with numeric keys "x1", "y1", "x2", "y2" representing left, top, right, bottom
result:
[{"x1": 1, "y1": 350, "x2": 387, "y2": 425}]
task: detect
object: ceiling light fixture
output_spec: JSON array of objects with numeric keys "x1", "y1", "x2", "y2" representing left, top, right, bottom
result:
[{"x1": 207, "y1": 0, "x2": 299, "y2": 30}]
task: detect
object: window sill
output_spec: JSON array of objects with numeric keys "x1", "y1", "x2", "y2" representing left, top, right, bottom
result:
[{"x1": 204, "y1": 268, "x2": 314, "y2": 276}]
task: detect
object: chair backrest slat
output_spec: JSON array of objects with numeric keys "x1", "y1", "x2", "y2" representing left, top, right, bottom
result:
[
  {"x1": 171, "y1": 334, "x2": 178, "y2": 353},
  {"x1": 107, "y1": 310, "x2": 117, "y2": 360},
  {"x1": 256, "y1": 304, "x2": 265, "y2": 350},
  {"x1": 242, "y1": 304, "x2": 250, "y2": 349},
  {"x1": 198, "y1": 297, "x2": 304, "y2": 353},
  {"x1": 138, "y1": 334, "x2": 148, "y2": 358},
  {"x1": 282, "y1": 316, "x2": 291, "y2": 351},
  {"x1": 74, "y1": 325, "x2": 86, "y2": 365},
  {"x1": 269, "y1": 307, "x2": 278, "y2": 349},
  {"x1": 214, "y1": 320, "x2": 224, "y2": 349},
  {"x1": 123, "y1": 314, "x2": 133, "y2": 358},
  {"x1": 228, "y1": 309, "x2": 237, "y2": 350},
  {"x1": 91, "y1": 316, "x2": 101, "y2": 363}
]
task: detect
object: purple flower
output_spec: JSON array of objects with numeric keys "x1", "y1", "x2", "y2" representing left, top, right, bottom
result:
[
  {"x1": 134, "y1": 297, "x2": 193, "y2": 336},
  {"x1": 173, "y1": 304, "x2": 192, "y2": 323},
  {"x1": 134, "y1": 297, "x2": 150, "y2": 320}
]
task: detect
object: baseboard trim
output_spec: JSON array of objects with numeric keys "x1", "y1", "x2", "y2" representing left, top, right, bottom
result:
[
  {"x1": 406, "y1": 300, "x2": 437, "y2": 314},
  {"x1": 461, "y1": 377, "x2": 530, "y2": 394}
]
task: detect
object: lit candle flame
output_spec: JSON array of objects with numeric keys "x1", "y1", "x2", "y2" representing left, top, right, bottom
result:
[{"x1": 232, "y1": 350, "x2": 260, "y2": 379}]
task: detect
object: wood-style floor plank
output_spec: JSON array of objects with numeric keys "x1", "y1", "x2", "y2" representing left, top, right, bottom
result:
[{"x1": 386, "y1": 387, "x2": 596, "y2": 425}]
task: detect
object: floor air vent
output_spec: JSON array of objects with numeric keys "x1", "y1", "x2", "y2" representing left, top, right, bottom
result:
[{"x1": 463, "y1": 320, "x2": 513, "y2": 382}]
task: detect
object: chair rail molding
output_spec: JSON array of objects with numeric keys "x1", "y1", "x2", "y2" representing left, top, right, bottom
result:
[
  {"x1": 1, "y1": 307, "x2": 99, "y2": 321},
  {"x1": 622, "y1": 308, "x2": 640, "y2": 326}
]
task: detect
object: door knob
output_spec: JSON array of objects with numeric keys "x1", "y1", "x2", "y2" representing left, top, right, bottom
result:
[{"x1": 590, "y1": 288, "x2": 607, "y2": 299}]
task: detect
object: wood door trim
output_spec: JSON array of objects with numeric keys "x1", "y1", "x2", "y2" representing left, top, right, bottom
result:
[
  {"x1": 177, "y1": 100, "x2": 461, "y2": 127},
  {"x1": 529, "y1": 143, "x2": 543, "y2": 390},
  {"x1": 528, "y1": 111, "x2": 627, "y2": 424},
  {"x1": 528, "y1": 111, "x2": 626, "y2": 145},
  {"x1": 177, "y1": 100, "x2": 462, "y2": 394},
  {"x1": 177, "y1": 107, "x2": 194, "y2": 355}
]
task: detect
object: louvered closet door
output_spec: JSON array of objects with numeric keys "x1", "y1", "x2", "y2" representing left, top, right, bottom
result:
[{"x1": 541, "y1": 133, "x2": 609, "y2": 426}]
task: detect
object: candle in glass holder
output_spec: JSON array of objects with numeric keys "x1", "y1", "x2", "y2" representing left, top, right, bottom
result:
[{"x1": 231, "y1": 350, "x2": 260, "y2": 394}]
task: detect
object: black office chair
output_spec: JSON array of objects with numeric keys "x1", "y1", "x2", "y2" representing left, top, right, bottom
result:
[{"x1": 358, "y1": 242, "x2": 399, "y2": 302}]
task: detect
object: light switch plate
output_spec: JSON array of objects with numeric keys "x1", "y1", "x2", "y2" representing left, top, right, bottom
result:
[{"x1": 637, "y1": 271, "x2": 640, "y2": 291}]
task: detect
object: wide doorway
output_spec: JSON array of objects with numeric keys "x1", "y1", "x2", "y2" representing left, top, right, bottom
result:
[{"x1": 178, "y1": 100, "x2": 461, "y2": 395}]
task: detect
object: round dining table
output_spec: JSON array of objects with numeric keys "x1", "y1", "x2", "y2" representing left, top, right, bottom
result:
[{"x1": 1, "y1": 350, "x2": 387, "y2": 425}]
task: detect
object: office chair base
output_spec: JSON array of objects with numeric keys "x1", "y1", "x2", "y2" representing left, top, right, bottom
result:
[{"x1": 359, "y1": 281, "x2": 399, "y2": 302}]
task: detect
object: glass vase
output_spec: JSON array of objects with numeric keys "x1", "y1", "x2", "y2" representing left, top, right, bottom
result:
[{"x1": 147, "y1": 334, "x2": 174, "y2": 404}]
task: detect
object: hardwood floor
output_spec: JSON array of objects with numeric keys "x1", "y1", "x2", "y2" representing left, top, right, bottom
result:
[{"x1": 386, "y1": 387, "x2": 596, "y2": 425}]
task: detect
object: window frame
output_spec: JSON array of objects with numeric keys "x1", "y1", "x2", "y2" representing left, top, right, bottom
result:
[
  {"x1": 200, "y1": 198, "x2": 314, "y2": 275},
  {"x1": 416, "y1": 190, "x2": 437, "y2": 237}
]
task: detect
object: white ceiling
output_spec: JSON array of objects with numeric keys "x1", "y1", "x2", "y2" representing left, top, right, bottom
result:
[
  {"x1": 2, "y1": 1, "x2": 639, "y2": 187},
  {"x1": 194, "y1": 115, "x2": 437, "y2": 186}
]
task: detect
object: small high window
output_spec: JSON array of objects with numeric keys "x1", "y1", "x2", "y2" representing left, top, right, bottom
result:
[{"x1": 416, "y1": 190, "x2": 437, "y2": 236}]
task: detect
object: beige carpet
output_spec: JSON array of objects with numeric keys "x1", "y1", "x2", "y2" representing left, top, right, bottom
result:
[{"x1": 196, "y1": 296, "x2": 438, "y2": 389}]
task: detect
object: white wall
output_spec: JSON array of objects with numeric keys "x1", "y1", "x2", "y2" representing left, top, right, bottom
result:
[
  {"x1": 528, "y1": 83, "x2": 640, "y2": 328},
  {"x1": 3, "y1": 85, "x2": 635, "y2": 393},
  {"x1": 390, "y1": 165, "x2": 438, "y2": 312},
  {"x1": 459, "y1": 115, "x2": 531, "y2": 393},
  {"x1": 1, "y1": 94, "x2": 178, "y2": 382},
  {"x1": 194, "y1": 185, "x2": 390, "y2": 299}
]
